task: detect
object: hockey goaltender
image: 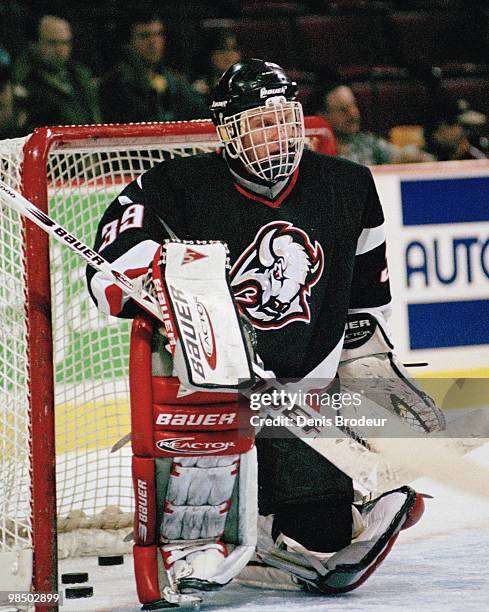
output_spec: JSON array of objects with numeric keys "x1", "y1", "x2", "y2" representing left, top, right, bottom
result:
[{"x1": 87, "y1": 59, "x2": 445, "y2": 607}]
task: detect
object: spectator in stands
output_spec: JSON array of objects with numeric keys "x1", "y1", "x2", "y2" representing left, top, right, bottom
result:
[
  {"x1": 0, "y1": 65, "x2": 25, "y2": 139},
  {"x1": 12, "y1": 15, "x2": 101, "y2": 131},
  {"x1": 192, "y1": 28, "x2": 242, "y2": 102},
  {"x1": 0, "y1": 48, "x2": 27, "y2": 138},
  {"x1": 318, "y1": 84, "x2": 431, "y2": 165},
  {"x1": 318, "y1": 84, "x2": 395, "y2": 164},
  {"x1": 424, "y1": 97, "x2": 487, "y2": 161},
  {"x1": 100, "y1": 11, "x2": 208, "y2": 123},
  {"x1": 457, "y1": 99, "x2": 488, "y2": 155}
]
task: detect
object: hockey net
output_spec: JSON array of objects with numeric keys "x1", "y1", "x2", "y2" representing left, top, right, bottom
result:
[{"x1": 0, "y1": 118, "x2": 335, "y2": 597}]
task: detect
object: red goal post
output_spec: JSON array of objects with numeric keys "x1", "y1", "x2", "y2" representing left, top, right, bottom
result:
[{"x1": 0, "y1": 117, "x2": 335, "y2": 603}]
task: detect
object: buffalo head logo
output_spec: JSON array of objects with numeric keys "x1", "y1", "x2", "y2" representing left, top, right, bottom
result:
[{"x1": 231, "y1": 221, "x2": 324, "y2": 329}]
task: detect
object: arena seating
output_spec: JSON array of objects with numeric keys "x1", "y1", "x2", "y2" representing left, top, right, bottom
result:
[
  {"x1": 387, "y1": 10, "x2": 488, "y2": 71},
  {"x1": 296, "y1": 13, "x2": 393, "y2": 74},
  {"x1": 5, "y1": 0, "x2": 489, "y2": 141},
  {"x1": 346, "y1": 80, "x2": 432, "y2": 134},
  {"x1": 201, "y1": 17, "x2": 300, "y2": 68},
  {"x1": 441, "y1": 77, "x2": 489, "y2": 117}
]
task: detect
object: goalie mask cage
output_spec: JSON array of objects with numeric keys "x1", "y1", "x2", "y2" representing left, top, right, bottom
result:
[{"x1": 0, "y1": 118, "x2": 334, "y2": 605}]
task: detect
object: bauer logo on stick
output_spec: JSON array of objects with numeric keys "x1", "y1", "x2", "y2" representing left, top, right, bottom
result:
[{"x1": 28, "y1": 208, "x2": 55, "y2": 227}]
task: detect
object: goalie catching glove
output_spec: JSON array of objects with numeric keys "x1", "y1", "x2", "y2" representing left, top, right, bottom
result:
[{"x1": 338, "y1": 312, "x2": 445, "y2": 434}]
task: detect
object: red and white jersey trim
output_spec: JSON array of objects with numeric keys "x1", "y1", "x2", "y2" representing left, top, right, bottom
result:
[{"x1": 90, "y1": 239, "x2": 159, "y2": 315}]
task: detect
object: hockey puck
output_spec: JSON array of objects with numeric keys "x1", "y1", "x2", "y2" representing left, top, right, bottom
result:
[
  {"x1": 98, "y1": 554, "x2": 124, "y2": 566},
  {"x1": 65, "y1": 585, "x2": 93, "y2": 599},
  {"x1": 141, "y1": 600, "x2": 178, "y2": 610},
  {"x1": 61, "y1": 572, "x2": 89, "y2": 584}
]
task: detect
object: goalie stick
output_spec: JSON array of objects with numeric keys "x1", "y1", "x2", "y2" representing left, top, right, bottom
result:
[
  {"x1": 0, "y1": 180, "x2": 163, "y2": 322},
  {"x1": 1, "y1": 178, "x2": 488, "y2": 499}
]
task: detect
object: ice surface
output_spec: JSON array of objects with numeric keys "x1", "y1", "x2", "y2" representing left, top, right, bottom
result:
[{"x1": 57, "y1": 443, "x2": 489, "y2": 612}]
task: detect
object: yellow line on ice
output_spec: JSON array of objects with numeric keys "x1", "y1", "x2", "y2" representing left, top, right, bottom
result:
[{"x1": 413, "y1": 369, "x2": 489, "y2": 409}]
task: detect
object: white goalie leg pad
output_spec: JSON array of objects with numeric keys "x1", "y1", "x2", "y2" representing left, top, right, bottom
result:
[
  {"x1": 257, "y1": 486, "x2": 424, "y2": 594},
  {"x1": 339, "y1": 312, "x2": 445, "y2": 433},
  {"x1": 159, "y1": 447, "x2": 257, "y2": 590}
]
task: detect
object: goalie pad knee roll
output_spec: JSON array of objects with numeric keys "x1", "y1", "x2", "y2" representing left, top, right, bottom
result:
[
  {"x1": 338, "y1": 312, "x2": 445, "y2": 433},
  {"x1": 130, "y1": 315, "x2": 257, "y2": 607}
]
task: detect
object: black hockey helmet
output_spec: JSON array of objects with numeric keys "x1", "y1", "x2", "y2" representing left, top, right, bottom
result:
[
  {"x1": 209, "y1": 58, "x2": 299, "y2": 123},
  {"x1": 209, "y1": 58, "x2": 304, "y2": 182}
]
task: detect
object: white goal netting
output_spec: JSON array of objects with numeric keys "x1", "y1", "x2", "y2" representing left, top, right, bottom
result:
[{"x1": 0, "y1": 138, "x2": 32, "y2": 591}]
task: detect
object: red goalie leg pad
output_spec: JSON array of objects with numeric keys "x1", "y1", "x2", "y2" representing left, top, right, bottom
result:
[
  {"x1": 152, "y1": 375, "x2": 238, "y2": 405},
  {"x1": 154, "y1": 428, "x2": 254, "y2": 457},
  {"x1": 133, "y1": 545, "x2": 161, "y2": 604},
  {"x1": 152, "y1": 386, "x2": 255, "y2": 458},
  {"x1": 153, "y1": 402, "x2": 242, "y2": 431},
  {"x1": 130, "y1": 316, "x2": 157, "y2": 457},
  {"x1": 132, "y1": 456, "x2": 157, "y2": 546}
]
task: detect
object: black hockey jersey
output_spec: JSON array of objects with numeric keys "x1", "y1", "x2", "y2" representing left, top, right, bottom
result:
[{"x1": 87, "y1": 148, "x2": 390, "y2": 379}]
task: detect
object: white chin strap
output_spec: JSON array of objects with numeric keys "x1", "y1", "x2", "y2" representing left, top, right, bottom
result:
[{"x1": 218, "y1": 99, "x2": 305, "y2": 182}]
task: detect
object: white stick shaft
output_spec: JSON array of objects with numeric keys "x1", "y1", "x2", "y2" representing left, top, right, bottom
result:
[{"x1": 0, "y1": 179, "x2": 164, "y2": 322}]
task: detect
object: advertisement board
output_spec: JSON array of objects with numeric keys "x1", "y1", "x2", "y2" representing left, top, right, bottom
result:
[{"x1": 372, "y1": 160, "x2": 489, "y2": 376}]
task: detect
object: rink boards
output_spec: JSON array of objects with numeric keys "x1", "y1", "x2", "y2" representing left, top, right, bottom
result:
[{"x1": 372, "y1": 159, "x2": 489, "y2": 377}]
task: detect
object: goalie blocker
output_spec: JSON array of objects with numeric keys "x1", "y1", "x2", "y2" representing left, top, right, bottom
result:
[{"x1": 130, "y1": 316, "x2": 257, "y2": 607}]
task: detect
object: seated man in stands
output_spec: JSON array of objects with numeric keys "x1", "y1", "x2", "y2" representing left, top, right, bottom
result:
[
  {"x1": 423, "y1": 97, "x2": 487, "y2": 161},
  {"x1": 12, "y1": 15, "x2": 101, "y2": 131},
  {"x1": 100, "y1": 10, "x2": 209, "y2": 123},
  {"x1": 318, "y1": 84, "x2": 430, "y2": 165}
]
